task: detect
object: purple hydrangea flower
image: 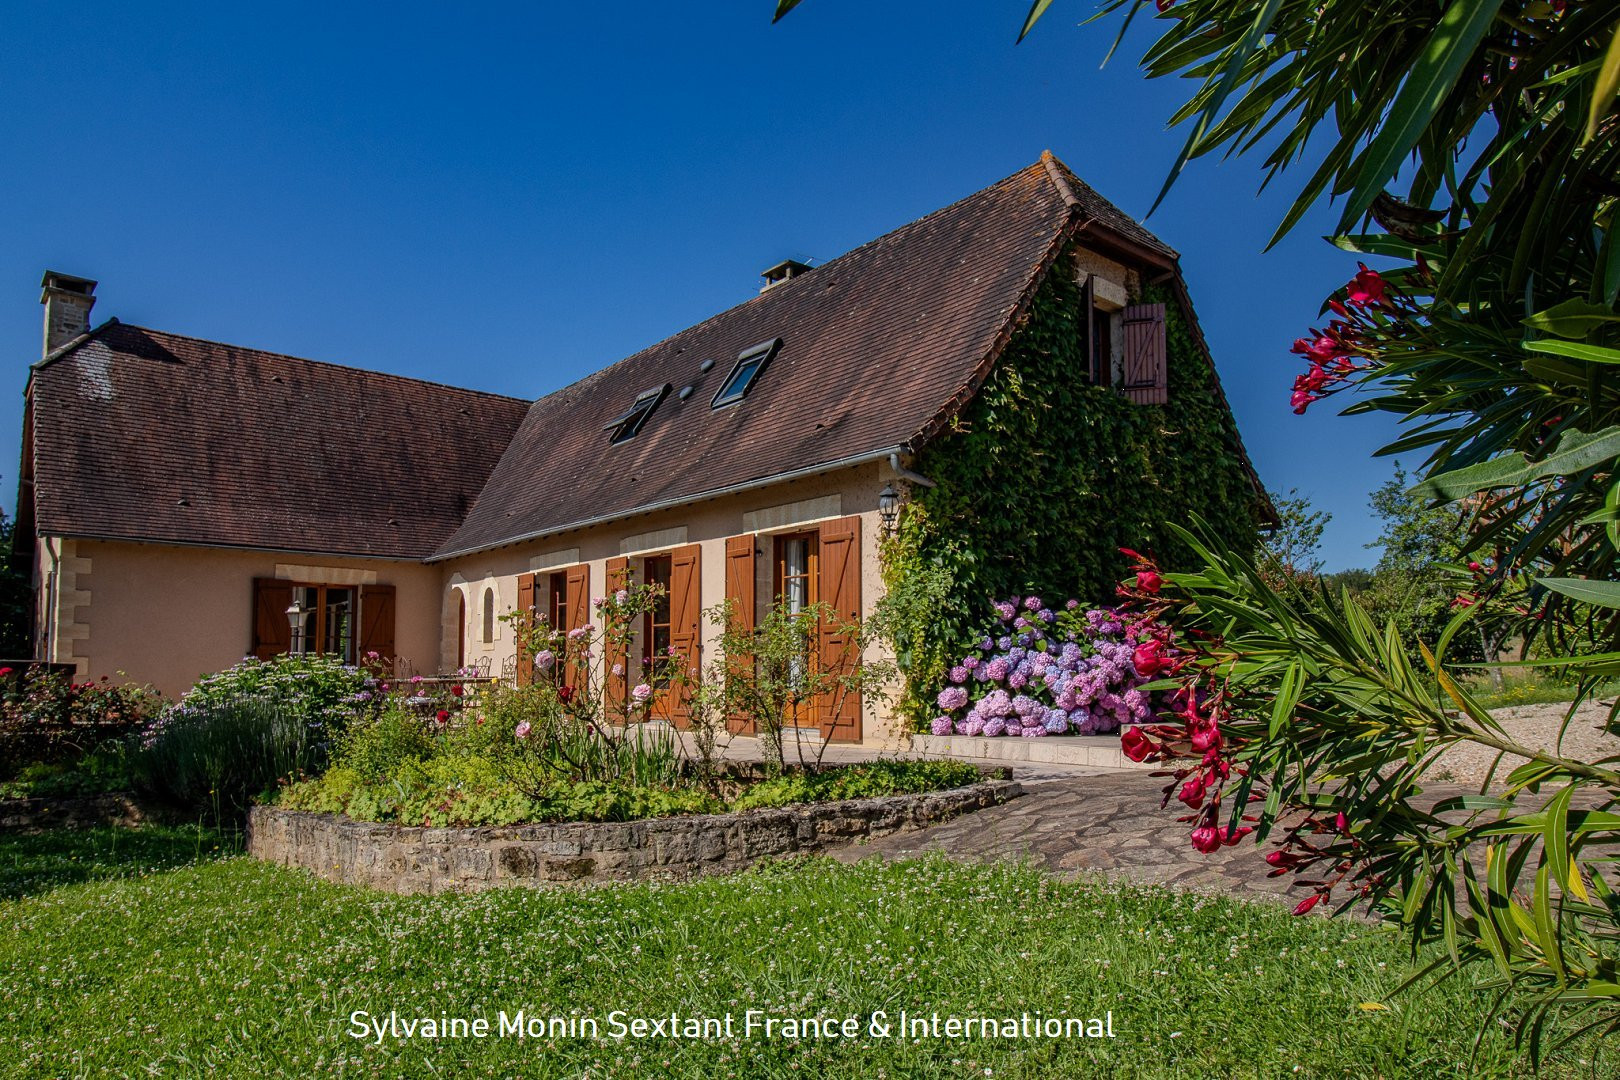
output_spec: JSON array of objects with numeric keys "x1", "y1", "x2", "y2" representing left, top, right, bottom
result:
[
  {"x1": 960, "y1": 716, "x2": 986, "y2": 737},
  {"x1": 996, "y1": 636, "x2": 1013, "y2": 651},
  {"x1": 1021, "y1": 723, "x2": 1046, "y2": 738},
  {"x1": 937, "y1": 686, "x2": 970, "y2": 712},
  {"x1": 984, "y1": 658, "x2": 1010, "y2": 682},
  {"x1": 1066, "y1": 599, "x2": 1080, "y2": 610},
  {"x1": 1043, "y1": 711, "x2": 1069, "y2": 734},
  {"x1": 962, "y1": 656, "x2": 980, "y2": 670},
  {"x1": 982, "y1": 717, "x2": 1007, "y2": 737},
  {"x1": 1024, "y1": 596, "x2": 1042, "y2": 611},
  {"x1": 993, "y1": 601, "x2": 1016, "y2": 622},
  {"x1": 948, "y1": 665, "x2": 970, "y2": 684},
  {"x1": 930, "y1": 715, "x2": 954, "y2": 736}
]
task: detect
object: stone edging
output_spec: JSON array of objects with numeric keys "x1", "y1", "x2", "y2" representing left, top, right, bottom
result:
[{"x1": 246, "y1": 780, "x2": 1024, "y2": 894}]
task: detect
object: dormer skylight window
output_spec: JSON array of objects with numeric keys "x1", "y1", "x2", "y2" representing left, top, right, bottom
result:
[
  {"x1": 605, "y1": 384, "x2": 670, "y2": 444},
  {"x1": 711, "y1": 338, "x2": 782, "y2": 409}
]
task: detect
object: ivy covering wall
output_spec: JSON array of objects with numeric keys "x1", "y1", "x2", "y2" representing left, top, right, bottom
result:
[{"x1": 879, "y1": 251, "x2": 1265, "y2": 727}]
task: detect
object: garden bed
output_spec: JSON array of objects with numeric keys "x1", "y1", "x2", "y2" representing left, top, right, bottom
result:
[{"x1": 247, "y1": 776, "x2": 1022, "y2": 893}]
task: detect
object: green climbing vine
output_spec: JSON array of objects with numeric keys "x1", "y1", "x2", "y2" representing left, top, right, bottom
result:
[{"x1": 878, "y1": 252, "x2": 1264, "y2": 728}]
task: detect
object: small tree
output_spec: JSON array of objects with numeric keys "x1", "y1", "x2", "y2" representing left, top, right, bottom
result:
[
  {"x1": 1253, "y1": 487, "x2": 1330, "y2": 589},
  {"x1": 703, "y1": 597, "x2": 893, "y2": 772}
]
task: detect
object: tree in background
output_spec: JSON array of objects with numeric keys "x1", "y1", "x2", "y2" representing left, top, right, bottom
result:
[
  {"x1": 775, "y1": 0, "x2": 1620, "y2": 1051},
  {"x1": 1254, "y1": 487, "x2": 1329, "y2": 588},
  {"x1": 0, "y1": 507, "x2": 31, "y2": 659}
]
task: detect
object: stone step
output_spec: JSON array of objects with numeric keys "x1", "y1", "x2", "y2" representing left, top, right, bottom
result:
[{"x1": 909, "y1": 733, "x2": 1151, "y2": 771}]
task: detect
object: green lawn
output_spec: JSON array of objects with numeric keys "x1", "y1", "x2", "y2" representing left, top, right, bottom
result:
[{"x1": 0, "y1": 826, "x2": 1608, "y2": 1079}]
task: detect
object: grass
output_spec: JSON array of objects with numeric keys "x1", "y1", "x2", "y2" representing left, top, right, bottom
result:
[
  {"x1": 0, "y1": 829, "x2": 1611, "y2": 1078},
  {"x1": 1461, "y1": 670, "x2": 1620, "y2": 710}
]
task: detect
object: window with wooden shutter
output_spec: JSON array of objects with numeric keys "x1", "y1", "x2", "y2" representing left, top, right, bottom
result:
[
  {"x1": 663, "y1": 544, "x2": 702, "y2": 727},
  {"x1": 515, "y1": 573, "x2": 536, "y2": 686},
  {"x1": 251, "y1": 578, "x2": 293, "y2": 660},
  {"x1": 358, "y1": 584, "x2": 395, "y2": 664},
  {"x1": 723, "y1": 534, "x2": 756, "y2": 734},
  {"x1": 815, "y1": 515, "x2": 863, "y2": 742},
  {"x1": 564, "y1": 564, "x2": 590, "y2": 690},
  {"x1": 605, "y1": 556, "x2": 630, "y2": 721},
  {"x1": 1122, "y1": 302, "x2": 1168, "y2": 405}
]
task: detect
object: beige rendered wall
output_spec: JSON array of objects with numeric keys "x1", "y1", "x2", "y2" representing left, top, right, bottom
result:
[
  {"x1": 44, "y1": 539, "x2": 441, "y2": 700},
  {"x1": 437, "y1": 462, "x2": 905, "y2": 745}
]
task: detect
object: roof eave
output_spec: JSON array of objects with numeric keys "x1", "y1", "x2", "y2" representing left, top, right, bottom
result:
[{"x1": 428, "y1": 444, "x2": 906, "y2": 563}]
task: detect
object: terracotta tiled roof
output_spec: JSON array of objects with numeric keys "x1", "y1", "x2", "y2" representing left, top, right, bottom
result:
[
  {"x1": 28, "y1": 323, "x2": 529, "y2": 559},
  {"x1": 435, "y1": 153, "x2": 1166, "y2": 559}
]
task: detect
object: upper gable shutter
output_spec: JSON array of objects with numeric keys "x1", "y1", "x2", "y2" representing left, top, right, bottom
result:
[
  {"x1": 251, "y1": 578, "x2": 293, "y2": 660},
  {"x1": 516, "y1": 573, "x2": 536, "y2": 686},
  {"x1": 605, "y1": 556, "x2": 630, "y2": 720},
  {"x1": 666, "y1": 544, "x2": 703, "y2": 727},
  {"x1": 358, "y1": 584, "x2": 395, "y2": 666},
  {"x1": 723, "y1": 534, "x2": 756, "y2": 735},
  {"x1": 1122, "y1": 302, "x2": 1168, "y2": 405},
  {"x1": 816, "y1": 515, "x2": 863, "y2": 743},
  {"x1": 564, "y1": 564, "x2": 590, "y2": 690}
]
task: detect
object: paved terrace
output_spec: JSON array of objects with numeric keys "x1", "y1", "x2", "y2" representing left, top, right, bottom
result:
[{"x1": 681, "y1": 731, "x2": 1612, "y2": 909}]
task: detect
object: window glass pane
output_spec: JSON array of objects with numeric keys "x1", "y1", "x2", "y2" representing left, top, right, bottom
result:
[
  {"x1": 714, "y1": 357, "x2": 764, "y2": 405},
  {"x1": 785, "y1": 539, "x2": 809, "y2": 614},
  {"x1": 292, "y1": 586, "x2": 318, "y2": 655},
  {"x1": 324, "y1": 587, "x2": 355, "y2": 663}
]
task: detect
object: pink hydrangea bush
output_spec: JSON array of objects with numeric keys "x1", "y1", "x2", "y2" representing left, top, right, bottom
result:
[{"x1": 929, "y1": 596, "x2": 1164, "y2": 737}]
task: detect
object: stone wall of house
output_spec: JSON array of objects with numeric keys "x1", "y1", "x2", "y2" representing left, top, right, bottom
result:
[{"x1": 247, "y1": 779, "x2": 1022, "y2": 894}]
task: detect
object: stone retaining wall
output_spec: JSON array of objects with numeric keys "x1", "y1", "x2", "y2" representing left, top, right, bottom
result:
[{"x1": 247, "y1": 780, "x2": 1023, "y2": 894}]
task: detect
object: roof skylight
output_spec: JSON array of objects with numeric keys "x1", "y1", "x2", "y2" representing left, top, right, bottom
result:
[
  {"x1": 605, "y1": 384, "x2": 670, "y2": 444},
  {"x1": 711, "y1": 338, "x2": 782, "y2": 409}
]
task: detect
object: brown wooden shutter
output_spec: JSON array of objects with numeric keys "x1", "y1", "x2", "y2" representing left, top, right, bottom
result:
[
  {"x1": 1122, "y1": 302, "x2": 1168, "y2": 405},
  {"x1": 515, "y1": 573, "x2": 536, "y2": 686},
  {"x1": 605, "y1": 556, "x2": 630, "y2": 720},
  {"x1": 357, "y1": 584, "x2": 396, "y2": 665},
  {"x1": 564, "y1": 563, "x2": 590, "y2": 690},
  {"x1": 251, "y1": 578, "x2": 293, "y2": 660},
  {"x1": 666, "y1": 543, "x2": 703, "y2": 727},
  {"x1": 816, "y1": 515, "x2": 863, "y2": 742},
  {"x1": 723, "y1": 534, "x2": 756, "y2": 735}
]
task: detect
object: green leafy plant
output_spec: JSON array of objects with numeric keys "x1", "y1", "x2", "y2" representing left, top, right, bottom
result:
[
  {"x1": 703, "y1": 597, "x2": 894, "y2": 771},
  {"x1": 134, "y1": 699, "x2": 313, "y2": 819}
]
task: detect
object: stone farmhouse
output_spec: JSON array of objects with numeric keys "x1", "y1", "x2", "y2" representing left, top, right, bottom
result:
[{"x1": 14, "y1": 152, "x2": 1265, "y2": 745}]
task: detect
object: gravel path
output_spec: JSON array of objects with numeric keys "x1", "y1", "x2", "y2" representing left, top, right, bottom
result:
[{"x1": 1437, "y1": 699, "x2": 1619, "y2": 788}]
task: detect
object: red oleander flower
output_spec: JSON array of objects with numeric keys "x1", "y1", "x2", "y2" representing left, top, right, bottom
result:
[
  {"x1": 1292, "y1": 894, "x2": 1322, "y2": 916},
  {"x1": 1190, "y1": 823, "x2": 1221, "y2": 854},
  {"x1": 1121, "y1": 726, "x2": 1155, "y2": 762},
  {"x1": 1347, "y1": 263, "x2": 1386, "y2": 306},
  {"x1": 1132, "y1": 640, "x2": 1166, "y2": 676},
  {"x1": 1136, "y1": 569, "x2": 1163, "y2": 593},
  {"x1": 1178, "y1": 776, "x2": 1207, "y2": 809}
]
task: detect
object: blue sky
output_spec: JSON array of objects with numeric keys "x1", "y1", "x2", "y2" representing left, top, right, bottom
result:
[{"x1": 0, "y1": 1, "x2": 1408, "y2": 570}]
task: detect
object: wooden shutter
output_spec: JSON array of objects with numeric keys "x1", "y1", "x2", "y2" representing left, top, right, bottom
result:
[
  {"x1": 516, "y1": 573, "x2": 536, "y2": 686},
  {"x1": 605, "y1": 556, "x2": 630, "y2": 720},
  {"x1": 564, "y1": 563, "x2": 590, "y2": 690},
  {"x1": 723, "y1": 534, "x2": 756, "y2": 735},
  {"x1": 816, "y1": 515, "x2": 863, "y2": 742},
  {"x1": 666, "y1": 544, "x2": 703, "y2": 727},
  {"x1": 251, "y1": 578, "x2": 293, "y2": 660},
  {"x1": 358, "y1": 584, "x2": 396, "y2": 665},
  {"x1": 1122, "y1": 302, "x2": 1168, "y2": 405}
]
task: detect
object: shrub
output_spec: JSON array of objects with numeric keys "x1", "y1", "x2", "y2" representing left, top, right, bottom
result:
[
  {"x1": 335, "y1": 703, "x2": 437, "y2": 781},
  {"x1": 0, "y1": 667, "x2": 158, "y2": 774},
  {"x1": 134, "y1": 699, "x2": 312, "y2": 818},
  {"x1": 0, "y1": 742, "x2": 135, "y2": 800},
  {"x1": 161, "y1": 654, "x2": 371, "y2": 759},
  {"x1": 730, "y1": 759, "x2": 983, "y2": 811},
  {"x1": 927, "y1": 596, "x2": 1156, "y2": 737}
]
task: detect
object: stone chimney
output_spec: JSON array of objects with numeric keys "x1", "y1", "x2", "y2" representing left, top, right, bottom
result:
[
  {"x1": 40, "y1": 271, "x2": 97, "y2": 357},
  {"x1": 759, "y1": 259, "x2": 812, "y2": 293}
]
